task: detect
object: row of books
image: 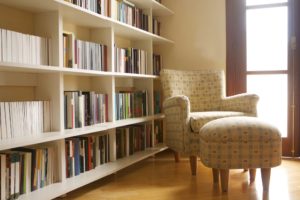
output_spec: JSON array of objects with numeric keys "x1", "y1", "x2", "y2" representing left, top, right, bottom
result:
[
  {"x1": 115, "y1": 90, "x2": 148, "y2": 120},
  {"x1": 0, "y1": 101, "x2": 51, "y2": 140},
  {"x1": 115, "y1": 47, "x2": 147, "y2": 74},
  {"x1": 154, "y1": 91, "x2": 162, "y2": 114},
  {"x1": 63, "y1": 33, "x2": 108, "y2": 71},
  {"x1": 65, "y1": 0, "x2": 110, "y2": 17},
  {"x1": 115, "y1": 0, "x2": 149, "y2": 31},
  {"x1": 116, "y1": 124, "x2": 152, "y2": 159},
  {"x1": 0, "y1": 28, "x2": 51, "y2": 65},
  {"x1": 65, "y1": 134, "x2": 110, "y2": 178},
  {"x1": 152, "y1": 18, "x2": 161, "y2": 36},
  {"x1": 0, "y1": 146, "x2": 56, "y2": 200},
  {"x1": 64, "y1": 91, "x2": 108, "y2": 129},
  {"x1": 153, "y1": 54, "x2": 162, "y2": 75}
]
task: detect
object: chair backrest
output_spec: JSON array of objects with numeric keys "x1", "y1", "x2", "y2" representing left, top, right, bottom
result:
[{"x1": 160, "y1": 69, "x2": 225, "y2": 112}]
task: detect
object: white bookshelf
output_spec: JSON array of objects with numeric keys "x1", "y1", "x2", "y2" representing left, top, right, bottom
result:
[{"x1": 0, "y1": 0, "x2": 171, "y2": 199}]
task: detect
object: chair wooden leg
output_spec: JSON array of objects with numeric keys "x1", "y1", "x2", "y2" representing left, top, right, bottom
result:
[
  {"x1": 249, "y1": 169, "x2": 256, "y2": 183},
  {"x1": 212, "y1": 168, "x2": 219, "y2": 183},
  {"x1": 189, "y1": 156, "x2": 197, "y2": 176},
  {"x1": 220, "y1": 169, "x2": 229, "y2": 193},
  {"x1": 173, "y1": 151, "x2": 180, "y2": 163},
  {"x1": 261, "y1": 168, "x2": 271, "y2": 191}
]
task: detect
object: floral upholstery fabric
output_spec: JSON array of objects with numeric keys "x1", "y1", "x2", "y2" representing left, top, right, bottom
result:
[
  {"x1": 199, "y1": 117, "x2": 282, "y2": 169},
  {"x1": 160, "y1": 69, "x2": 259, "y2": 155},
  {"x1": 160, "y1": 69, "x2": 225, "y2": 112}
]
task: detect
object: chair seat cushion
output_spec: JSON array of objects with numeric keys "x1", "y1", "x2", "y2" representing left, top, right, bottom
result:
[
  {"x1": 199, "y1": 116, "x2": 281, "y2": 142},
  {"x1": 190, "y1": 111, "x2": 246, "y2": 132}
]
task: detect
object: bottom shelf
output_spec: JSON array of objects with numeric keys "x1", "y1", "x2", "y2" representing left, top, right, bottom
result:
[{"x1": 19, "y1": 144, "x2": 168, "y2": 200}]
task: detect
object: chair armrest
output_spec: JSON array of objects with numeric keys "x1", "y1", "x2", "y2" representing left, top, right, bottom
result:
[
  {"x1": 163, "y1": 95, "x2": 191, "y2": 153},
  {"x1": 220, "y1": 93, "x2": 259, "y2": 116}
]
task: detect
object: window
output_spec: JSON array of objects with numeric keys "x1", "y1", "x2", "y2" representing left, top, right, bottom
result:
[{"x1": 246, "y1": 0, "x2": 288, "y2": 137}]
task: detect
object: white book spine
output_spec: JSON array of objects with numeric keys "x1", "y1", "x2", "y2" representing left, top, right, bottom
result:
[
  {"x1": 36, "y1": 36, "x2": 41, "y2": 65},
  {"x1": 11, "y1": 31, "x2": 17, "y2": 63},
  {"x1": 17, "y1": 32, "x2": 23, "y2": 63},
  {"x1": 6, "y1": 30, "x2": 12, "y2": 62},
  {"x1": 25, "y1": 152, "x2": 32, "y2": 194},
  {"x1": 4, "y1": 102, "x2": 11, "y2": 139},
  {"x1": 0, "y1": 103, "x2": 6, "y2": 140},
  {"x1": 1, "y1": 30, "x2": 6, "y2": 62}
]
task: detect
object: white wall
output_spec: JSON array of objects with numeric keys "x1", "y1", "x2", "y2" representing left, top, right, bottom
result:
[{"x1": 156, "y1": 0, "x2": 226, "y2": 71}]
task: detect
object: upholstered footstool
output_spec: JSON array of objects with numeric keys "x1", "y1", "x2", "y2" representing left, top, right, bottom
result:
[{"x1": 199, "y1": 116, "x2": 282, "y2": 192}]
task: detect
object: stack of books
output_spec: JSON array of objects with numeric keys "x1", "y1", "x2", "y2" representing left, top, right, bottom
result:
[
  {"x1": 115, "y1": 46, "x2": 147, "y2": 74},
  {"x1": 65, "y1": 134, "x2": 110, "y2": 178},
  {"x1": 115, "y1": 90, "x2": 148, "y2": 120},
  {"x1": 116, "y1": 124, "x2": 152, "y2": 159},
  {"x1": 0, "y1": 101, "x2": 51, "y2": 140},
  {"x1": 64, "y1": 0, "x2": 110, "y2": 17},
  {"x1": 63, "y1": 33, "x2": 108, "y2": 71},
  {"x1": 0, "y1": 28, "x2": 51, "y2": 65},
  {"x1": 64, "y1": 91, "x2": 108, "y2": 129},
  {"x1": 0, "y1": 146, "x2": 56, "y2": 199},
  {"x1": 114, "y1": 0, "x2": 149, "y2": 31}
]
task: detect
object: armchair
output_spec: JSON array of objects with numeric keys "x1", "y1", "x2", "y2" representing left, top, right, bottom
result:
[{"x1": 160, "y1": 69, "x2": 259, "y2": 175}]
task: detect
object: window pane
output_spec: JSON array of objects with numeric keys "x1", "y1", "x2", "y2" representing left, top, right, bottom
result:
[
  {"x1": 247, "y1": 74, "x2": 287, "y2": 137},
  {"x1": 246, "y1": 7, "x2": 287, "y2": 71},
  {"x1": 246, "y1": 0, "x2": 287, "y2": 6}
]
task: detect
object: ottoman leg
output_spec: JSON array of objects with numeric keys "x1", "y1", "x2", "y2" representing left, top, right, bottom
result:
[
  {"x1": 249, "y1": 169, "x2": 256, "y2": 183},
  {"x1": 189, "y1": 156, "x2": 197, "y2": 176},
  {"x1": 173, "y1": 151, "x2": 180, "y2": 163},
  {"x1": 220, "y1": 169, "x2": 229, "y2": 192},
  {"x1": 212, "y1": 168, "x2": 219, "y2": 183},
  {"x1": 261, "y1": 168, "x2": 271, "y2": 191}
]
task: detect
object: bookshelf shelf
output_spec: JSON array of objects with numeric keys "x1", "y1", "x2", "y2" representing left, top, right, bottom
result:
[
  {"x1": 151, "y1": 0, "x2": 174, "y2": 16},
  {"x1": 112, "y1": 19, "x2": 173, "y2": 43},
  {"x1": 0, "y1": 63, "x2": 162, "y2": 79},
  {"x1": 0, "y1": 62, "x2": 60, "y2": 73},
  {"x1": 0, "y1": 0, "x2": 171, "y2": 199},
  {"x1": 0, "y1": 114, "x2": 165, "y2": 151}
]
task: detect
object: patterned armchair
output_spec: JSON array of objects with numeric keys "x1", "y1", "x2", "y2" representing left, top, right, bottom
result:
[{"x1": 160, "y1": 69, "x2": 259, "y2": 175}]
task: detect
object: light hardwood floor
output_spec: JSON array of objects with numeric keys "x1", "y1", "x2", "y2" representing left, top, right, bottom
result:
[{"x1": 59, "y1": 150, "x2": 300, "y2": 200}]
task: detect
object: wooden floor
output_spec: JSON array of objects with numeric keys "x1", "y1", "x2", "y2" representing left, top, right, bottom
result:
[{"x1": 59, "y1": 150, "x2": 300, "y2": 200}]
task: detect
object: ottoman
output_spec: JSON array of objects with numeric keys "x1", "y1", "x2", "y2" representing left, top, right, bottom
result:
[{"x1": 199, "y1": 116, "x2": 282, "y2": 192}]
